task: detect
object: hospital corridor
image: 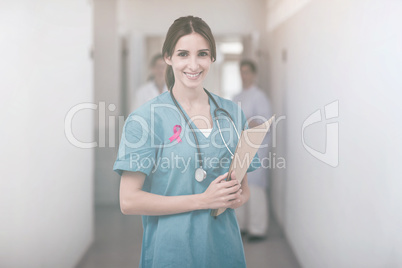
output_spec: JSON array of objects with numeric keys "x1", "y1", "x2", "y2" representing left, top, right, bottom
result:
[
  {"x1": 1, "y1": 0, "x2": 402, "y2": 267},
  {"x1": 75, "y1": 206, "x2": 300, "y2": 268}
]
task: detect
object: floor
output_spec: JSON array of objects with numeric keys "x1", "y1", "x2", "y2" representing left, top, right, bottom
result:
[{"x1": 76, "y1": 206, "x2": 300, "y2": 268}]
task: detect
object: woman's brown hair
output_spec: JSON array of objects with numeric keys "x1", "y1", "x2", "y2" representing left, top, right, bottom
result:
[{"x1": 162, "y1": 16, "x2": 216, "y2": 90}]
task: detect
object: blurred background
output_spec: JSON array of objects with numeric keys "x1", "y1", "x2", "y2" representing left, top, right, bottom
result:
[{"x1": 1, "y1": 0, "x2": 402, "y2": 267}]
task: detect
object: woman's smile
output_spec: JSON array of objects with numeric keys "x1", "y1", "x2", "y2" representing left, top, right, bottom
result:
[{"x1": 184, "y1": 71, "x2": 202, "y2": 79}]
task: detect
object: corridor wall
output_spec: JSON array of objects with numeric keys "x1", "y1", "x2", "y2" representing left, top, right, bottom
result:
[
  {"x1": 265, "y1": 0, "x2": 402, "y2": 267},
  {"x1": 0, "y1": 1, "x2": 94, "y2": 267}
]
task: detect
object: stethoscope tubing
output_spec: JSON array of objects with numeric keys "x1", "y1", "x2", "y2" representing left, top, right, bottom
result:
[
  {"x1": 170, "y1": 88, "x2": 241, "y2": 170},
  {"x1": 214, "y1": 108, "x2": 241, "y2": 157},
  {"x1": 170, "y1": 88, "x2": 203, "y2": 167}
]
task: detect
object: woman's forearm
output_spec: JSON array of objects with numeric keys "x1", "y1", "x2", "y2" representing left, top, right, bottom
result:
[
  {"x1": 120, "y1": 171, "x2": 243, "y2": 216},
  {"x1": 120, "y1": 171, "x2": 209, "y2": 216},
  {"x1": 120, "y1": 190, "x2": 207, "y2": 216}
]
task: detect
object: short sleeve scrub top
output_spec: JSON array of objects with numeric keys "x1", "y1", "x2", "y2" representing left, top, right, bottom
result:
[{"x1": 114, "y1": 91, "x2": 260, "y2": 268}]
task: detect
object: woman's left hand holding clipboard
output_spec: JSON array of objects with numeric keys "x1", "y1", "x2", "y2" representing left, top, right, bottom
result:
[{"x1": 200, "y1": 172, "x2": 250, "y2": 210}]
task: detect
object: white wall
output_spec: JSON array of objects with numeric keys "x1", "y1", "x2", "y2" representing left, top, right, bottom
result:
[
  {"x1": 266, "y1": 0, "x2": 402, "y2": 267},
  {"x1": 0, "y1": 1, "x2": 94, "y2": 267},
  {"x1": 93, "y1": 0, "x2": 122, "y2": 205},
  {"x1": 119, "y1": 0, "x2": 266, "y2": 36}
]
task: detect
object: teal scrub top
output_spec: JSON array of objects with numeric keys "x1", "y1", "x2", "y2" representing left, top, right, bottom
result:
[{"x1": 114, "y1": 91, "x2": 260, "y2": 268}]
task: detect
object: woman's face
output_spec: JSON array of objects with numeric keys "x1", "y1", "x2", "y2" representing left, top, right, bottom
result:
[{"x1": 165, "y1": 32, "x2": 213, "y2": 91}]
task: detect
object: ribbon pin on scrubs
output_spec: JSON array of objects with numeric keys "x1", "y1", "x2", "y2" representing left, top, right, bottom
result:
[
  {"x1": 169, "y1": 125, "x2": 182, "y2": 143},
  {"x1": 168, "y1": 124, "x2": 205, "y2": 182}
]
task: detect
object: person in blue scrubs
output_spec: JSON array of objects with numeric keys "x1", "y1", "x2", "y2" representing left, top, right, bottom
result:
[{"x1": 114, "y1": 16, "x2": 260, "y2": 268}]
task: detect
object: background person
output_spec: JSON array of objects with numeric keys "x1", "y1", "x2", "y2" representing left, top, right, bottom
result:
[
  {"x1": 133, "y1": 53, "x2": 167, "y2": 110},
  {"x1": 233, "y1": 59, "x2": 272, "y2": 241}
]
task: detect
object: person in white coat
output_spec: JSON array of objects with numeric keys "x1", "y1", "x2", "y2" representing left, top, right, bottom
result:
[
  {"x1": 133, "y1": 54, "x2": 168, "y2": 110},
  {"x1": 233, "y1": 59, "x2": 272, "y2": 241}
]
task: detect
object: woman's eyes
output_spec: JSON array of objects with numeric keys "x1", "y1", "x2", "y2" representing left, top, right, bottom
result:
[{"x1": 177, "y1": 51, "x2": 209, "y2": 57}]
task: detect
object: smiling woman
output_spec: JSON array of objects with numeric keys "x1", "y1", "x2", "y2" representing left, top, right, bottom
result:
[
  {"x1": 164, "y1": 33, "x2": 212, "y2": 91},
  {"x1": 113, "y1": 15, "x2": 260, "y2": 268},
  {"x1": 162, "y1": 16, "x2": 216, "y2": 91}
]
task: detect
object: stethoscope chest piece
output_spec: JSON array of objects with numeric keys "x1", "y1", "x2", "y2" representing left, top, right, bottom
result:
[
  {"x1": 170, "y1": 87, "x2": 240, "y2": 183},
  {"x1": 195, "y1": 167, "x2": 207, "y2": 182}
]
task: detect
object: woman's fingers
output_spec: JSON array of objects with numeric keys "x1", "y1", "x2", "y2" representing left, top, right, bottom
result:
[
  {"x1": 222, "y1": 182, "x2": 241, "y2": 195},
  {"x1": 219, "y1": 176, "x2": 238, "y2": 186},
  {"x1": 226, "y1": 198, "x2": 242, "y2": 209},
  {"x1": 221, "y1": 179, "x2": 240, "y2": 190},
  {"x1": 212, "y1": 172, "x2": 228, "y2": 184},
  {"x1": 209, "y1": 187, "x2": 242, "y2": 209},
  {"x1": 228, "y1": 189, "x2": 242, "y2": 200},
  {"x1": 230, "y1": 170, "x2": 237, "y2": 181},
  {"x1": 204, "y1": 173, "x2": 244, "y2": 209},
  {"x1": 228, "y1": 189, "x2": 243, "y2": 208},
  {"x1": 212, "y1": 173, "x2": 240, "y2": 190},
  {"x1": 220, "y1": 188, "x2": 242, "y2": 206}
]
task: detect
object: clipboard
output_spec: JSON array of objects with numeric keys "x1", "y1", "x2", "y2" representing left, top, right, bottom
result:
[{"x1": 210, "y1": 115, "x2": 275, "y2": 217}]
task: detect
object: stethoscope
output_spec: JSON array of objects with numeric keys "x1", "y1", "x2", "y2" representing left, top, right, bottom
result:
[{"x1": 170, "y1": 88, "x2": 241, "y2": 182}]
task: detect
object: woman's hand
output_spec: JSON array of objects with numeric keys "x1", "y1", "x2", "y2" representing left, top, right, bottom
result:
[
  {"x1": 200, "y1": 172, "x2": 243, "y2": 209},
  {"x1": 226, "y1": 171, "x2": 248, "y2": 209}
]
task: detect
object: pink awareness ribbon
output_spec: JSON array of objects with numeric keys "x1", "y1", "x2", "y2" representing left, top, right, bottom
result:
[{"x1": 169, "y1": 125, "x2": 182, "y2": 143}]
